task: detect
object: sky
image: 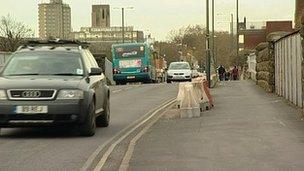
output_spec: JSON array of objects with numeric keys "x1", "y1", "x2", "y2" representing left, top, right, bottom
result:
[{"x1": 0, "y1": 0, "x2": 295, "y2": 40}]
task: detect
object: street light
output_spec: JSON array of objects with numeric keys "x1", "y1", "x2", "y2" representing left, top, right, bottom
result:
[
  {"x1": 236, "y1": 0, "x2": 239, "y2": 60},
  {"x1": 206, "y1": 0, "x2": 211, "y2": 88},
  {"x1": 211, "y1": 0, "x2": 215, "y2": 67},
  {"x1": 113, "y1": 7, "x2": 134, "y2": 43}
]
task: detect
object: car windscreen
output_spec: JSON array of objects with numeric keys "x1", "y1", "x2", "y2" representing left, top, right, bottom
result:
[
  {"x1": 114, "y1": 45, "x2": 145, "y2": 58},
  {"x1": 169, "y1": 63, "x2": 190, "y2": 70},
  {"x1": 2, "y1": 51, "x2": 84, "y2": 76}
]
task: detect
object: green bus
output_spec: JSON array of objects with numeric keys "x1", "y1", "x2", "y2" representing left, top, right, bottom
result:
[{"x1": 112, "y1": 43, "x2": 157, "y2": 84}]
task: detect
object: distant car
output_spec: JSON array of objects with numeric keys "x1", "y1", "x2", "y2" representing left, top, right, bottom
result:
[
  {"x1": 166, "y1": 62, "x2": 192, "y2": 83},
  {"x1": 0, "y1": 40, "x2": 110, "y2": 136}
]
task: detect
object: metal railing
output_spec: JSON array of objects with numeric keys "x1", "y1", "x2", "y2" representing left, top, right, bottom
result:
[{"x1": 274, "y1": 31, "x2": 303, "y2": 107}]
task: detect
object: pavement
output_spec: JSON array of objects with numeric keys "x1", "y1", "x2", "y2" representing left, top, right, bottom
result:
[
  {"x1": 129, "y1": 80, "x2": 304, "y2": 171},
  {"x1": 0, "y1": 83, "x2": 178, "y2": 171}
]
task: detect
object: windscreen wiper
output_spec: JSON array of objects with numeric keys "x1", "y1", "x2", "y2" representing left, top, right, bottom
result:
[
  {"x1": 53, "y1": 73, "x2": 83, "y2": 76},
  {"x1": 6, "y1": 73, "x2": 40, "y2": 76}
]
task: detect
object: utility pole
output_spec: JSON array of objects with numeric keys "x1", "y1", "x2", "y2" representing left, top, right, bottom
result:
[
  {"x1": 236, "y1": 0, "x2": 239, "y2": 60},
  {"x1": 211, "y1": 0, "x2": 215, "y2": 66},
  {"x1": 122, "y1": 8, "x2": 125, "y2": 43},
  {"x1": 206, "y1": 0, "x2": 211, "y2": 88},
  {"x1": 230, "y1": 13, "x2": 234, "y2": 52},
  {"x1": 114, "y1": 7, "x2": 134, "y2": 43}
]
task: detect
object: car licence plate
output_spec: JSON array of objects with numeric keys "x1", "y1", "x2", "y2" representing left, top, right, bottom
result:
[
  {"x1": 15, "y1": 106, "x2": 48, "y2": 114},
  {"x1": 127, "y1": 76, "x2": 136, "y2": 79},
  {"x1": 175, "y1": 76, "x2": 184, "y2": 79}
]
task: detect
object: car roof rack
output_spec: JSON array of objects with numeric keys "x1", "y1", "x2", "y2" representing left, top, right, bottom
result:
[{"x1": 18, "y1": 39, "x2": 90, "y2": 51}]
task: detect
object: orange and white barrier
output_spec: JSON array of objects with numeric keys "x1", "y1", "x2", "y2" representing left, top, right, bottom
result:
[{"x1": 177, "y1": 78, "x2": 214, "y2": 118}]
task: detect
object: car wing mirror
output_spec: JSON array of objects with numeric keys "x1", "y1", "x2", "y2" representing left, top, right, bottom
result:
[{"x1": 90, "y1": 67, "x2": 103, "y2": 76}]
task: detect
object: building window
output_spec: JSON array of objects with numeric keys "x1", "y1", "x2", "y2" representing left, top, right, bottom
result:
[{"x1": 239, "y1": 35, "x2": 244, "y2": 44}]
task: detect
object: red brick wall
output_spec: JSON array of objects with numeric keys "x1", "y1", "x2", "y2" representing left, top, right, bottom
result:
[
  {"x1": 244, "y1": 33, "x2": 266, "y2": 49},
  {"x1": 243, "y1": 21, "x2": 293, "y2": 50},
  {"x1": 266, "y1": 21, "x2": 293, "y2": 35}
]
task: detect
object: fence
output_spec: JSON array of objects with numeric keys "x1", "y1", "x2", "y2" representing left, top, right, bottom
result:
[
  {"x1": 247, "y1": 53, "x2": 257, "y2": 81},
  {"x1": 274, "y1": 31, "x2": 303, "y2": 107},
  {"x1": 0, "y1": 52, "x2": 12, "y2": 70}
]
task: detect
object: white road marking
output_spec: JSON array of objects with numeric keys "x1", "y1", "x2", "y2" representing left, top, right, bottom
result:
[
  {"x1": 279, "y1": 120, "x2": 287, "y2": 127},
  {"x1": 118, "y1": 106, "x2": 168, "y2": 171},
  {"x1": 111, "y1": 85, "x2": 142, "y2": 94},
  {"x1": 112, "y1": 89, "x2": 122, "y2": 93},
  {"x1": 92, "y1": 98, "x2": 176, "y2": 171}
]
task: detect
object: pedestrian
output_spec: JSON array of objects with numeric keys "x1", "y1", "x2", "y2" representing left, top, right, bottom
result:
[
  {"x1": 225, "y1": 69, "x2": 231, "y2": 81},
  {"x1": 218, "y1": 65, "x2": 226, "y2": 81},
  {"x1": 232, "y1": 66, "x2": 239, "y2": 81}
]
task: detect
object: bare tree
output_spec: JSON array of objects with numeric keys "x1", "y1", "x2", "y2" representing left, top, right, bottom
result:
[
  {"x1": 167, "y1": 25, "x2": 235, "y2": 68},
  {"x1": 0, "y1": 15, "x2": 33, "y2": 52}
]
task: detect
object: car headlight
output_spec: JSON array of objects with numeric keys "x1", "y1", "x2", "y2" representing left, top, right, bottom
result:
[
  {"x1": 0, "y1": 90, "x2": 7, "y2": 100},
  {"x1": 57, "y1": 90, "x2": 84, "y2": 99}
]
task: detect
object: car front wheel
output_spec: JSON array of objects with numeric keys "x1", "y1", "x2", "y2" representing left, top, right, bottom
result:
[
  {"x1": 78, "y1": 102, "x2": 96, "y2": 136},
  {"x1": 96, "y1": 99, "x2": 110, "y2": 127}
]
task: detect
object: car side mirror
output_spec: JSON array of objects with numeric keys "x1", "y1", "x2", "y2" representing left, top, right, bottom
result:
[{"x1": 90, "y1": 67, "x2": 103, "y2": 76}]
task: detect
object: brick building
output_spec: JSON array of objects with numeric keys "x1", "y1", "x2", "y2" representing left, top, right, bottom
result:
[{"x1": 239, "y1": 21, "x2": 293, "y2": 50}]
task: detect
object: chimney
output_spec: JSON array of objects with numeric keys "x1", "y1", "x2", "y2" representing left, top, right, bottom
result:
[{"x1": 295, "y1": 0, "x2": 304, "y2": 29}]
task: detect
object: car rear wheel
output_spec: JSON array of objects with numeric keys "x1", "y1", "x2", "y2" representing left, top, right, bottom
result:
[
  {"x1": 78, "y1": 102, "x2": 96, "y2": 136},
  {"x1": 96, "y1": 100, "x2": 110, "y2": 127}
]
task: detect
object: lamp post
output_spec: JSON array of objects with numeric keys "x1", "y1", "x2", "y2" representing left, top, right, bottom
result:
[
  {"x1": 211, "y1": 0, "x2": 215, "y2": 66},
  {"x1": 206, "y1": 0, "x2": 211, "y2": 88},
  {"x1": 113, "y1": 7, "x2": 134, "y2": 43},
  {"x1": 236, "y1": 0, "x2": 239, "y2": 60}
]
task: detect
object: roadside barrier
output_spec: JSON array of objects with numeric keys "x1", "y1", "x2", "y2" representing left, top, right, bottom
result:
[
  {"x1": 177, "y1": 78, "x2": 214, "y2": 118},
  {"x1": 177, "y1": 83, "x2": 201, "y2": 118}
]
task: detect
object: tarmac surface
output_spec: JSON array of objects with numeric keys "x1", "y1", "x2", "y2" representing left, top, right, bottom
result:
[
  {"x1": 130, "y1": 81, "x2": 304, "y2": 171},
  {"x1": 0, "y1": 83, "x2": 178, "y2": 171}
]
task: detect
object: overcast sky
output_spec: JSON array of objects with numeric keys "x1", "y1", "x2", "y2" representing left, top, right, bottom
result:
[{"x1": 0, "y1": 0, "x2": 295, "y2": 40}]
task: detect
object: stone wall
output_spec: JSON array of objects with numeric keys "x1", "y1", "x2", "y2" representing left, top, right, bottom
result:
[
  {"x1": 295, "y1": 0, "x2": 304, "y2": 29},
  {"x1": 255, "y1": 42, "x2": 275, "y2": 93},
  {"x1": 255, "y1": 32, "x2": 289, "y2": 93},
  {"x1": 300, "y1": 14, "x2": 304, "y2": 107}
]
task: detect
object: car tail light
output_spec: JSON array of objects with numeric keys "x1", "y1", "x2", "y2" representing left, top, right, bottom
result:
[
  {"x1": 142, "y1": 67, "x2": 149, "y2": 73},
  {"x1": 113, "y1": 68, "x2": 120, "y2": 74}
]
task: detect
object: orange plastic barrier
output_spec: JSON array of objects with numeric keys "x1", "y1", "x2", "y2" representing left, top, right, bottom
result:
[
  {"x1": 193, "y1": 77, "x2": 214, "y2": 108},
  {"x1": 202, "y1": 80, "x2": 214, "y2": 107}
]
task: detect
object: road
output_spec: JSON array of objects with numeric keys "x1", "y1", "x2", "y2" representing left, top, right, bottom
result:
[{"x1": 0, "y1": 83, "x2": 178, "y2": 171}]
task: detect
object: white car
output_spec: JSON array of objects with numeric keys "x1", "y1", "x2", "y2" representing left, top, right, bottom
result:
[{"x1": 166, "y1": 62, "x2": 192, "y2": 83}]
